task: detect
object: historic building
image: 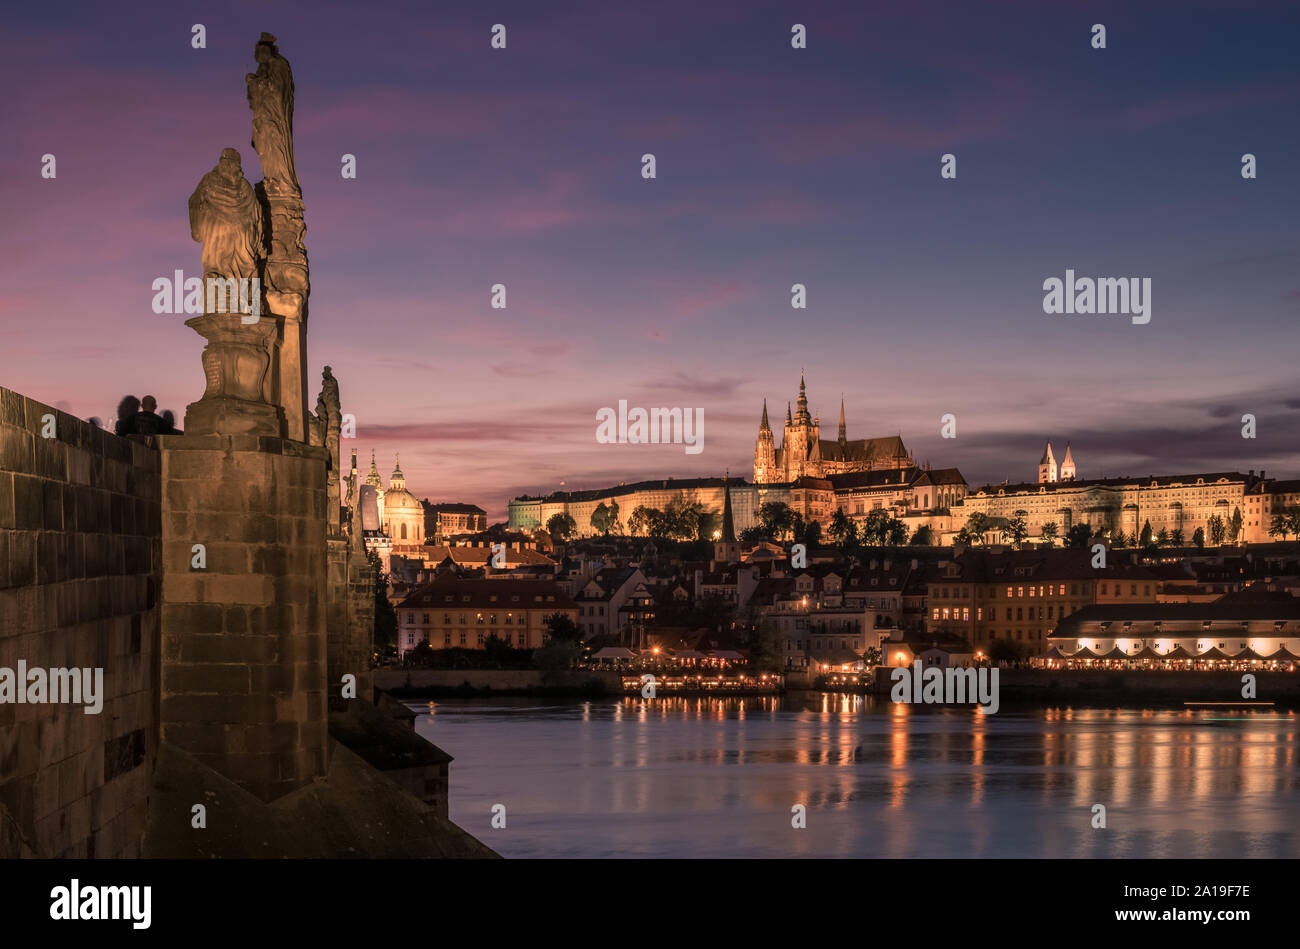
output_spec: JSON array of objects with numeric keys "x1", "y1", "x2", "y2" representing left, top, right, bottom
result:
[
  {"x1": 962, "y1": 443, "x2": 1266, "y2": 544},
  {"x1": 924, "y1": 548, "x2": 1160, "y2": 650},
  {"x1": 395, "y1": 576, "x2": 577, "y2": 655},
  {"x1": 1047, "y1": 599, "x2": 1300, "y2": 667},
  {"x1": 345, "y1": 450, "x2": 492, "y2": 565},
  {"x1": 426, "y1": 502, "x2": 488, "y2": 538},
  {"x1": 753, "y1": 375, "x2": 913, "y2": 483}
]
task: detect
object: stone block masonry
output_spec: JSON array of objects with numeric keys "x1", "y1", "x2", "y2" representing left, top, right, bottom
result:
[
  {"x1": 159, "y1": 433, "x2": 330, "y2": 802},
  {"x1": 0, "y1": 386, "x2": 160, "y2": 857}
]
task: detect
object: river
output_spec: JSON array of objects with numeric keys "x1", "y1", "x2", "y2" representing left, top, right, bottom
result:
[{"x1": 412, "y1": 694, "x2": 1300, "y2": 858}]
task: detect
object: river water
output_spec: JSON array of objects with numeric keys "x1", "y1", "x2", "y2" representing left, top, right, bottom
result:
[{"x1": 412, "y1": 695, "x2": 1300, "y2": 858}]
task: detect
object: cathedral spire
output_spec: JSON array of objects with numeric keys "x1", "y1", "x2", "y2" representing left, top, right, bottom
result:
[
  {"x1": 786, "y1": 402, "x2": 792, "y2": 426},
  {"x1": 365, "y1": 449, "x2": 382, "y2": 489},
  {"x1": 1060, "y1": 442, "x2": 1076, "y2": 481},
  {"x1": 760, "y1": 399, "x2": 771, "y2": 433},
  {"x1": 838, "y1": 395, "x2": 846, "y2": 443},
  {"x1": 796, "y1": 372, "x2": 809, "y2": 422},
  {"x1": 721, "y1": 472, "x2": 736, "y2": 543}
]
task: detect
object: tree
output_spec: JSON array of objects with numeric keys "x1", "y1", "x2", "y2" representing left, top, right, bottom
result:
[
  {"x1": 1170, "y1": 528, "x2": 1184, "y2": 547},
  {"x1": 747, "y1": 619, "x2": 784, "y2": 672},
  {"x1": 884, "y1": 518, "x2": 909, "y2": 547},
  {"x1": 988, "y1": 638, "x2": 1025, "y2": 662},
  {"x1": 758, "y1": 501, "x2": 797, "y2": 540},
  {"x1": 1005, "y1": 514, "x2": 1029, "y2": 549},
  {"x1": 955, "y1": 512, "x2": 991, "y2": 547},
  {"x1": 828, "y1": 509, "x2": 856, "y2": 547},
  {"x1": 368, "y1": 547, "x2": 397, "y2": 649},
  {"x1": 535, "y1": 639, "x2": 583, "y2": 682},
  {"x1": 1288, "y1": 509, "x2": 1300, "y2": 541},
  {"x1": 546, "y1": 512, "x2": 577, "y2": 541},
  {"x1": 1192, "y1": 527, "x2": 1205, "y2": 549},
  {"x1": 1155, "y1": 527, "x2": 1170, "y2": 547},
  {"x1": 544, "y1": 612, "x2": 582, "y2": 644},
  {"x1": 627, "y1": 506, "x2": 655, "y2": 537},
  {"x1": 664, "y1": 493, "x2": 706, "y2": 540},
  {"x1": 861, "y1": 508, "x2": 908, "y2": 546},
  {"x1": 1065, "y1": 523, "x2": 1092, "y2": 549},
  {"x1": 1207, "y1": 514, "x2": 1226, "y2": 547},
  {"x1": 590, "y1": 502, "x2": 614, "y2": 536},
  {"x1": 1110, "y1": 529, "x2": 1128, "y2": 548},
  {"x1": 1139, "y1": 520, "x2": 1154, "y2": 548},
  {"x1": 793, "y1": 516, "x2": 821, "y2": 547},
  {"x1": 1268, "y1": 514, "x2": 1290, "y2": 542},
  {"x1": 1040, "y1": 521, "x2": 1059, "y2": 546},
  {"x1": 1230, "y1": 507, "x2": 1243, "y2": 544},
  {"x1": 909, "y1": 525, "x2": 934, "y2": 546}
]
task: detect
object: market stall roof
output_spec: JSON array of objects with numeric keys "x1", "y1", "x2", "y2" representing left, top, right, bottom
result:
[{"x1": 590, "y1": 646, "x2": 637, "y2": 659}]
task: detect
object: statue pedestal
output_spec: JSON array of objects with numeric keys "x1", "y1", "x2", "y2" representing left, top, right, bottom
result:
[
  {"x1": 159, "y1": 432, "x2": 330, "y2": 802},
  {"x1": 184, "y1": 311, "x2": 283, "y2": 437},
  {"x1": 185, "y1": 396, "x2": 283, "y2": 437}
]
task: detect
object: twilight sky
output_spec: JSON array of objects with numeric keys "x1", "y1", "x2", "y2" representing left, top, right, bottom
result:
[{"x1": 2, "y1": 0, "x2": 1299, "y2": 520}]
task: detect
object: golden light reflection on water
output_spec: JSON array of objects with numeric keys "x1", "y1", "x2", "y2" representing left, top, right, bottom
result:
[{"x1": 424, "y1": 696, "x2": 1300, "y2": 857}]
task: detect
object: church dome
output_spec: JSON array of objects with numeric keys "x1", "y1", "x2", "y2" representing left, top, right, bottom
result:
[{"x1": 383, "y1": 486, "x2": 423, "y2": 513}]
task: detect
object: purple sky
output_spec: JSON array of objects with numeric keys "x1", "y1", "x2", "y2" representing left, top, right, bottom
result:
[{"x1": 3, "y1": 0, "x2": 1299, "y2": 520}]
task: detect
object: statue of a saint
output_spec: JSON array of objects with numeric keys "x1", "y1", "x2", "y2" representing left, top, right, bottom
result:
[
  {"x1": 188, "y1": 148, "x2": 264, "y2": 281},
  {"x1": 246, "y1": 32, "x2": 299, "y2": 192}
]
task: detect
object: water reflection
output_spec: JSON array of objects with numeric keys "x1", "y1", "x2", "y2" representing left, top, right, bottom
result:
[{"x1": 415, "y1": 696, "x2": 1300, "y2": 859}]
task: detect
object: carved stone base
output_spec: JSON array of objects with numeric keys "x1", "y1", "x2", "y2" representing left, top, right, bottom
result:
[{"x1": 184, "y1": 396, "x2": 284, "y2": 437}]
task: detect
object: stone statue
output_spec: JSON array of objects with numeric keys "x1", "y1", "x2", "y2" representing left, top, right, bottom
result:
[
  {"x1": 184, "y1": 147, "x2": 280, "y2": 436},
  {"x1": 188, "y1": 148, "x2": 264, "y2": 282},
  {"x1": 313, "y1": 366, "x2": 342, "y2": 535},
  {"x1": 246, "y1": 33, "x2": 298, "y2": 194},
  {"x1": 247, "y1": 31, "x2": 311, "y2": 443}
]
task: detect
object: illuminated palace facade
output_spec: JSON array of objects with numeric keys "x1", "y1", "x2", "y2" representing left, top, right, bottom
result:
[
  {"x1": 962, "y1": 442, "x2": 1289, "y2": 545},
  {"x1": 507, "y1": 420, "x2": 1300, "y2": 547}
]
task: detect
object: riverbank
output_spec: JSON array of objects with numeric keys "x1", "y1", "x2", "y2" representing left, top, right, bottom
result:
[{"x1": 375, "y1": 667, "x2": 1300, "y2": 707}]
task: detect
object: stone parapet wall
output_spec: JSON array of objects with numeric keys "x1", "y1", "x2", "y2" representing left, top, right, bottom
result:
[{"x1": 0, "y1": 386, "x2": 160, "y2": 857}]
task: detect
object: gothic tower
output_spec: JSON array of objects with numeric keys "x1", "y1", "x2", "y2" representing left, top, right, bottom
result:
[
  {"x1": 753, "y1": 399, "x2": 777, "y2": 483},
  {"x1": 1038, "y1": 442, "x2": 1058, "y2": 484},
  {"x1": 1059, "y1": 443, "x2": 1076, "y2": 481},
  {"x1": 713, "y1": 474, "x2": 741, "y2": 564}
]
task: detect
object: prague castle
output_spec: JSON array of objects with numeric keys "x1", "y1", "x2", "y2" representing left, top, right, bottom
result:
[
  {"x1": 963, "y1": 440, "x2": 1285, "y2": 545},
  {"x1": 753, "y1": 375, "x2": 913, "y2": 483}
]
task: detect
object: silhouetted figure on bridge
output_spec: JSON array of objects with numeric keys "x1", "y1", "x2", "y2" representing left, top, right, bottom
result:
[{"x1": 114, "y1": 396, "x2": 140, "y2": 436}]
